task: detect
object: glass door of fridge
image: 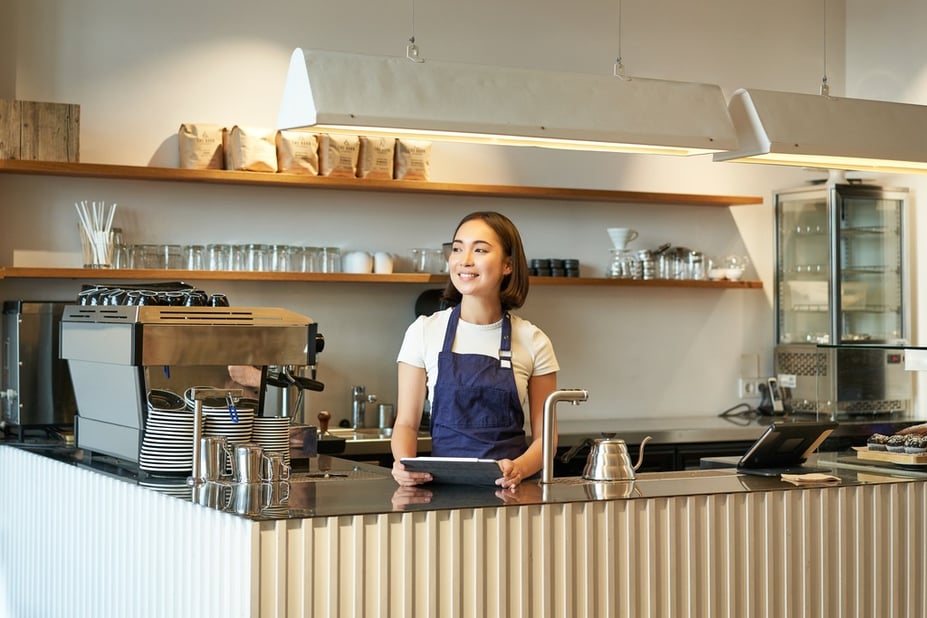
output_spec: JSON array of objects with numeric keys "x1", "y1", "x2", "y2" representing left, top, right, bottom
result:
[
  {"x1": 776, "y1": 189, "x2": 831, "y2": 344},
  {"x1": 834, "y1": 186, "x2": 907, "y2": 344}
]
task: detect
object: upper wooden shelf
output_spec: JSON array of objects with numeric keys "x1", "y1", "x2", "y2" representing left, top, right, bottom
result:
[
  {"x1": 0, "y1": 160, "x2": 763, "y2": 207},
  {"x1": 0, "y1": 267, "x2": 762, "y2": 288}
]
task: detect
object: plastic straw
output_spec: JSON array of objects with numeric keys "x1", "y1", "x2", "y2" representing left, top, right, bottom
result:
[{"x1": 75, "y1": 200, "x2": 118, "y2": 266}]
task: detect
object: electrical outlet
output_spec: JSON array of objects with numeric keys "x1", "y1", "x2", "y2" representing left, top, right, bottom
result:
[{"x1": 738, "y1": 378, "x2": 764, "y2": 399}]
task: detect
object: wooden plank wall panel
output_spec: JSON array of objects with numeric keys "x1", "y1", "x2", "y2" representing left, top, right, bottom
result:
[
  {"x1": 0, "y1": 99, "x2": 79, "y2": 161},
  {"x1": 0, "y1": 98, "x2": 21, "y2": 159}
]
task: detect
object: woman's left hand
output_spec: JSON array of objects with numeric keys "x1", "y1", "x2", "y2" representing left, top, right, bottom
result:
[{"x1": 495, "y1": 458, "x2": 526, "y2": 489}]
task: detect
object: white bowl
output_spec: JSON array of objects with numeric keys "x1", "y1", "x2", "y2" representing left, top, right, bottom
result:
[
  {"x1": 342, "y1": 251, "x2": 373, "y2": 273},
  {"x1": 725, "y1": 268, "x2": 744, "y2": 281}
]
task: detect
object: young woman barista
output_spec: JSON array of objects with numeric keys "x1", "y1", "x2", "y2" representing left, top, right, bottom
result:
[{"x1": 391, "y1": 211, "x2": 560, "y2": 490}]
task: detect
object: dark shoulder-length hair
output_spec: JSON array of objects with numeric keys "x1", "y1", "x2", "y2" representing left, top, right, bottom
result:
[{"x1": 442, "y1": 211, "x2": 530, "y2": 310}]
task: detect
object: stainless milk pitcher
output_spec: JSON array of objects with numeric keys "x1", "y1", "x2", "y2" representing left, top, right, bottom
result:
[
  {"x1": 232, "y1": 443, "x2": 264, "y2": 483},
  {"x1": 199, "y1": 436, "x2": 232, "y2": 482}
]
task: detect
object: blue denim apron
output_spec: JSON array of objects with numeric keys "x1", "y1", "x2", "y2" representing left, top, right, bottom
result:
[{"x1": 430, "y1": 305, "x2": 527, "y2": 460}]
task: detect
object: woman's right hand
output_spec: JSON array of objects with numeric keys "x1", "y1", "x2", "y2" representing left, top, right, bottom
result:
[
  {"x1": 391, "y1": 460, "x2": 433, "y2": 486},
  {"x1": 227, "y1": 365, "x2": 262, "y2": 388}
]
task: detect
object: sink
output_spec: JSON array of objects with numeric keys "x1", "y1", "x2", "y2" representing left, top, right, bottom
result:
[
  {"x1": 326, "y1": 428, "x2": 432, "y2": 442},
  {"x1": 326, "y1": 428, "x2": 394, "y2": 441},
  {"x1": 636, "y1": 469, "x2": 738, "y2": 481}
]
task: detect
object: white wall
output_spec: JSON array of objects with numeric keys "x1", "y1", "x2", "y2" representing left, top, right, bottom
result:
[
  {"x1": 845, "y1": 0, "x2": 927, "y2": 399},
  {"x1": 9, "y1": 0, "x2": 919, "y2": 427}
]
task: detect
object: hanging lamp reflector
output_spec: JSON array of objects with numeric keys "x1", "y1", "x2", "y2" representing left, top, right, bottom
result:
[
  {"x1": 278, "y1": 48, "x2": 737, "y2": 156},
  {"x1": 714, "y1": 88, "x2": 927, "y2": 174}
]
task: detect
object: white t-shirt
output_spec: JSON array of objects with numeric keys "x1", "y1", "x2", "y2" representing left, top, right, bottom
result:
[{"x1": 396, "y1": 307, "x2": 559, "y2": 412}]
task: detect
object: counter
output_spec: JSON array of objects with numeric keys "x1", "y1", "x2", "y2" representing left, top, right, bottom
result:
[
  {"x1": 335, "y1": 413, "x2": 919, "y2": 470},
  {"x1": 556, "y1": 413, "x2": 918, "y2": 446},
  {"x1": 2, "y1": 443, "x2": 926, "y2": 617}
]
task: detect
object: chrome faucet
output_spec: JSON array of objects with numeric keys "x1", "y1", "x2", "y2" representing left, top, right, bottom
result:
[
  {"x1": 351, "y1": 385, "x2": 377, "y2": 429},
  {"x1": 541, "y1": 388, "x2": 589, "y2": 484}
]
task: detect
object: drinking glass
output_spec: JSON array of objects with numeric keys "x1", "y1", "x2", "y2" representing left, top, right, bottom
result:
[
  {"x1": 320, "y1": 247, "x2": 341, "y2": 273},
  {"x1": 246, "y1": 244, "x2": 269, "y2": 272},
  {"x1": 207, "y1": 244, "x2": 231, "y2": 271},
  {"x1": 184, "y1": 245, "x2": 205, "y2": 270}
]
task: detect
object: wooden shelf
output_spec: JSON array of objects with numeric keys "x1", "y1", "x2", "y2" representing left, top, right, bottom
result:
[
  {"x1": 0, "y1": 267, "x2": 762, "y2": 288},
  {"x1": 0, "y1": 160, "x2": 764, "y2": 292},
  {"x1": 0, "y1": 160, "x2": 763, "y2": 207}
]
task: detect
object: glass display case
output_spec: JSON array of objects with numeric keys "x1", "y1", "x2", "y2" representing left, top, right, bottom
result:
[
  {"x1": 775, "y1": 181, "x2": 909, "y2": 346},
  {"x1": 773, "y1": 181, "x2": 911, "y2": 418}
]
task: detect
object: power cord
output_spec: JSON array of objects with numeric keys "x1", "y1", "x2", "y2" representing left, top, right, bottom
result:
[{"x1": 718, "y1": 403, "x2": 759, "y2": 425}]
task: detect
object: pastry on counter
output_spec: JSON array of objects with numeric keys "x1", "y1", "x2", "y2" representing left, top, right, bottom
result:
[
  {"x1": 867, "y1": 433, "x2": 889, "y2": 451},
  {"x1": 886, "y1": 434, "x2": 907, "y2": 453}
]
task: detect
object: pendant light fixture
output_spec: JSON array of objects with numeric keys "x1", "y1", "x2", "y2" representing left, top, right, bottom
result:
[
  {"x1": 277, "y1": 48, "x2": 737, "y2": 156},
  {"x1": 277, "y1": 4, "x2": 736, "y2": 156},
  {"x1": 712, "y1": 89, "x2": 927, "y2": 174},
  {"x1": 714, "y1": 1, "x2": 927, "y2": 174}
]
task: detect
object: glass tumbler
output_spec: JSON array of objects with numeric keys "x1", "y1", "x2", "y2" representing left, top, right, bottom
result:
[
  {"x1": 159, "y1": 244, "x2": 183, "y2": 269},
  {"x1": 184, "y1": 245, "x2": 205, "y2": 270},
  {"x1": 246, "y1": 244, "x2": 269, "y2": 272},
  {"x1": 269, "y1": 244, "x2": 292, "y2": 272},
  {"x1": 207, "y1": 244, "x2": 232, "y2": 271},
  {"x1": 110, "y1": 227, "x2": 129, "y2": 269},
  {"x1": 427, "y1": 249, "x2": 447, "y2": 274},
  {"x1": 285, "y1": 245, "x2": 303, "y2": 272},
  {"x1": 411, "y1": 248, "x2": 429, "y2": 273},
  {"x1": 231, "y1": 244, "x2": 248, "y2": 271},
  {"x1": 131, "y1": 244, "x2": 160, "y2": 269},
  {"x1": 320, "y1": 247, "x2": 341, "y2": 273},
  {"x1": 299, "y1": 246, "x2": 321, "y2": 272}
]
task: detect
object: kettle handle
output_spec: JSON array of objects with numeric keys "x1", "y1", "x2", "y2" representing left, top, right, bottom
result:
[
  {"x1": 633, "y1": 436, "x2": 653, "y2": 471},
  {"x1": 559, "y1": 437, "x2": 594, "y2": 464}
]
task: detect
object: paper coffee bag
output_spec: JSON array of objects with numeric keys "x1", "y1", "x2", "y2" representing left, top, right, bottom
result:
[
  {"x1": 356, "y1": 136, "x2": 395, "y2": 180},
  {"x1": 319, "y1": 134, "x2": 360, "y2": 178},
  {"x1": 227, "y1": 126, "x2": 278, "y2": 172},
  {"x1": 276, "y1": 130, "x2": 320, "y2": 175},
  {"x1": 394, "y1": 138, "x2": 431, "y2": 181},
  {"x1": 178, "y1": 123, "x2": 226, "y2": 169}
]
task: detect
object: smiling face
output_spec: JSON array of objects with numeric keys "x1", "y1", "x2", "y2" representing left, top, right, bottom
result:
[{"x1": 449, "y1": 218, "x2": 513, "y2": 303}]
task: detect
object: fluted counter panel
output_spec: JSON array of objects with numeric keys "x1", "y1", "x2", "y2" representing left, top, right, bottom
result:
[
  {"x1": 0, "y1": 446, "x2": 257, "y2": 618},
  {"x1": 264, "y1": 484, "x2": 926, "y2": 618}
]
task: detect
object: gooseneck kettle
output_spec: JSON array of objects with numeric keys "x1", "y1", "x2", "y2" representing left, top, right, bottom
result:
[{"x1": 581, "y1": 436, "x2": 652, "y2": 481}]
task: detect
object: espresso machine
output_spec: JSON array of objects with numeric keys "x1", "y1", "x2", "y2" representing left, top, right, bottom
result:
[{"x1": 60, "y1": 305, "x2": 323, "y2": 464}]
